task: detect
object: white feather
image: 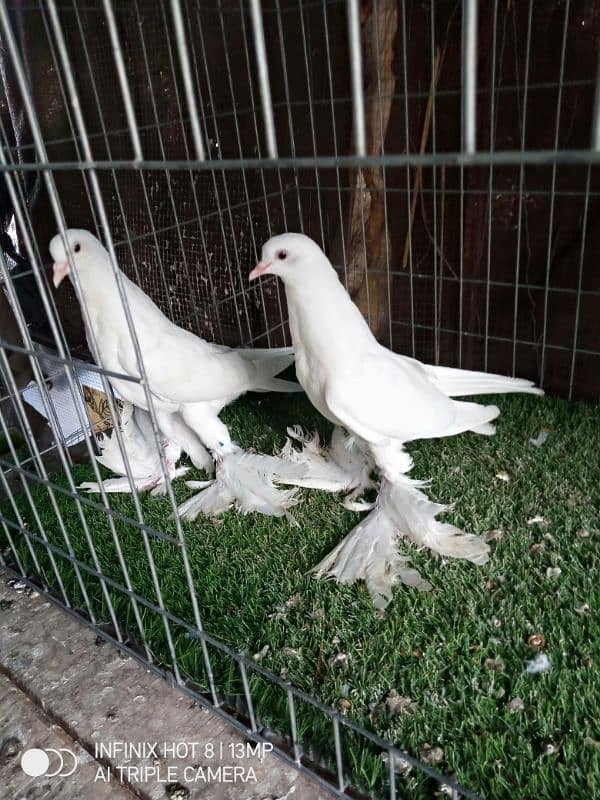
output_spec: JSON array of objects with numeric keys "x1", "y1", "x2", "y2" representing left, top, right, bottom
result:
[
  {"x1": 313, "y1": 477, "x2": 490, "y2": 608},
  {"x1": 175, "y1": 449, "x2": 307, "y2": 523},
  {"x1": 313, "y1": 504, "x2": 432, "y2": 610},
  {"x1": 277, "y1": 425, "x2": 375, "y2": 505},
  {"x1": 80, "y1": 466, "x2": 189, "y2": 496},
  {"x1": 422, "y1": 363, "x2": 544, "y2": 397}
]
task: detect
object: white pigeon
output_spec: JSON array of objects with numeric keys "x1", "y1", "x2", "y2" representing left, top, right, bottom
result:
[
  {"x1": 250, "y1": 233, "x2": 543, "y2": 606},
  {"x1": 50, "y1": 229, "x2": 304, "y2": 512}
]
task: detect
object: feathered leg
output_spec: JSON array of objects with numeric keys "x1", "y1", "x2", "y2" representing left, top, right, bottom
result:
[
  {"x1": 313, "y1": 442, "x2": 490, "y2": 607},
  {"x1": 156, "y1": 410, "x2": 213, "y2": 473},
  {"x1": 174, "y1": 404, "x2": 311, "y2": 521},
  {"x1": 276, "y1": 425, "x2": 375, "y2": 506}
]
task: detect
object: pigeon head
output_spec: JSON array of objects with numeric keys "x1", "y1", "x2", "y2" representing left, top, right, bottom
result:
[
  {"x1": 249, "y1": 233, "x2": 328, "y2": 286},
  {"x1": 49, "y1": 229, "x2": 105, "y2": 288}
]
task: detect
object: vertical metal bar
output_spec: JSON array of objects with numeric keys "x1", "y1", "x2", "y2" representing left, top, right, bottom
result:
[
  {"x1": 217, "y1": 1, "x2": 274, "y2": 339},
  {"x1": 0, "y1": 153, "x2": 73, "y2": 455},
  {"x1": 358, "y1": 166, "x2": 371, "y2": 329},
  {"x1": 511, "y1": 0, "x2": 533, "y2": 377},
  {"x1": 388, "y1": 747, "x2": 397, "y2": 799},
  {"x1": 462, "y1": 0, "x2": 478, "y2": 154},
  {"x1": 568, "y1": 165, "x2": 591, "y2": 399},
  {"x1": 237, "y1": 1, "x2": 287, "y2": 344},
  {"x1": 38, "y1": 3, "x2": 101, "y2": 238},
  {"x1": 70, "y1": 0, "x2": 144, "y2": 288},
  {"x1": 132, "y1": 0, "x2": 200, "y2": 330},
  {"x1": 47, "y1": 2, "x2": 188, "y2": 513},
  {"x1": 0, "y1": 345, "x2": 83, "y2": 613},
  {"x1": 0, "y1": 194, "x2": 90, "y2": 605},
  {"x1": 322, "y1": 0, "x2": 348, "y2": 281},
  {"x1": 591, "y1": 53, "x2": 600, "y2": 150},
  {"x1": 0, "y1": 510, "x2": 28, "y2": 578},
  {"x1": 484, "y1": 0, "x2": 499, "y2": 371},
  {"x1": 49, "y1": 2, "x2": 173, "y2": 327},
  {"x1": 286, "y1": 688, "x2": 301, "y2": 763},
  {"x1": 238, "y1": 660, "x2": 258, "y2": 732},
  {"x1": 0, "y1": 482, "x2": 30, "y2": 577},
  {"x1": 458, "y1": 175, "x2": 464, "y2": 366},
  {"x1": 169, "y1": 0, "x2": 206, "y2": 161},
  {"x1": 46, "y1": 0, "x2": 186, "y2": 656},
  {"x1": 539, "y1": 0, "x2": 571, "y2": 387},
  {"x1": 430, "y1": 0, "x2": 439, "y2": 364},
  {"x1": 347, "y1": 0, "x2": 366, "y2": 157},
  {"x1": 296, "y1": 0, "x2": 326, "y2": 245},
  {"x1": 0, "y1": 358, "x2": 51, "y2": 583},
  {"x1": 55, "y1": 0, "x2": 220, "y2": 701},
  {"x1": 0, "y1": 2, "x2": 183, "y2": 682},
  {"x1": 459, "y1": 0, "x2": 478, "y2": 367},
  {"x1": 400, "y1": 0, "x2": 415, "y2": 357},
  {"x1": 57, "y1": 0, "x2": 179, "y2": 662},
  {"x1": 248, "y1": 0, "x2": 278, "y2": 158},
  {"x1": 101, "y1": 0, "x2": 143, "y2": 160},
  {"x1": 0, "y1": 253, "x2": 104, "y2": 630},
  {"x1": 274, "y1": 0, "x2": 303, "y2": 229},
  {"x1": 0, "y1": 248, "x2": 125, "y2": 641},
  {"x1": 332, "y1": 716, "x2": 345, "y2": 792},
  {"x1": 190, "y1": 1, "x2": 251, "y2": 343}
]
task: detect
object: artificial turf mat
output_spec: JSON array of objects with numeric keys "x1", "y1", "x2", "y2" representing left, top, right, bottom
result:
[{"x1": 1, "y1": 391, "x2": 598, "y2": 799}]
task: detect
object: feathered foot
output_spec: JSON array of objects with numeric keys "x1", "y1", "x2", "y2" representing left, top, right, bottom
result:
[
  {"x1": 313, "y1": 504, "x2": 432, "y2": 609},
  {"x1": 174, "y1": 449, "x2": 307, "y2": 523},
  {"x1": 277, "y1": 426, "x2": 375, "y2": 506},
  {"x1": 313, "y1": 477, "x2": 490, "y2": 609}
]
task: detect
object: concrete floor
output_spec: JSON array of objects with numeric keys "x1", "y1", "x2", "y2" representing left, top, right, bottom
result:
[{"x1": 0, "y1": 571, "x2": 336, "y2": 800}]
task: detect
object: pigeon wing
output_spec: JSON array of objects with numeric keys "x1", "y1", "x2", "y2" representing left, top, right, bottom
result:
[
  {"x1": 324, "y1": 350, "x2": 457, "y2": 444},
  {"x1": 114, "y1": 313, "x2": 258, "y2": 404}
]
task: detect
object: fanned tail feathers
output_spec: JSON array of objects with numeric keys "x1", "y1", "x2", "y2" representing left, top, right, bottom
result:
[{"x1": 383, "y1": 478, "x2": 490, "y2": 564}]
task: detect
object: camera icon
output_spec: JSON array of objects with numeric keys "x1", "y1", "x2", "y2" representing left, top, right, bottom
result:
[{"x1": 20, "y1": 747, "x2": 78, "y2": 778}]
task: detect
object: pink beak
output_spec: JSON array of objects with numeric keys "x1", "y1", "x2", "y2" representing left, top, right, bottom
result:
[
  {"x1": 52, "y1": 261, "x2": 70, "y2": 288},
  {"x1": 249, "y1": 260, "x2": 272, "y2": 282}
]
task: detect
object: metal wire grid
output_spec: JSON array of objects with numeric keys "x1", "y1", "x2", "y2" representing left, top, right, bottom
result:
[{"x1": 0, "y1": 0, "x2": 597, "y2": 798}]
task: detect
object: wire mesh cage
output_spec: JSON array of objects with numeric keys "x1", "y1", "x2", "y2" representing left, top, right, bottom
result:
[{"x1": 0, "y1": 1, "x2": 598, "y2": 798}]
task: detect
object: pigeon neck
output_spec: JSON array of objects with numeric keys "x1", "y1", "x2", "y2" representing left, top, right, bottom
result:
[
  {"x1": 285, "y1": 269, "x2": 377, "y2": 359},
  {"x1": 70, "y1": 258, "x2": 122, "y2": 297},
  {"x1": 69, "y1": 260, "x2": 129, "y2": 337}
]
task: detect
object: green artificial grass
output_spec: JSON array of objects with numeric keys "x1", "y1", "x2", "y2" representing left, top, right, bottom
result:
[{"x1": 1, "y1": 392, "x2": 599, "y2": 799}]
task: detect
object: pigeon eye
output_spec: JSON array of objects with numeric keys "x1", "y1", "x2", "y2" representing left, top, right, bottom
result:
[
  {"x1": 73, "y1": 243, "x2": 81, "y2": 253},
  {"x1": 277, "y1": 250, "x2": 287, "y2": 260}
]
